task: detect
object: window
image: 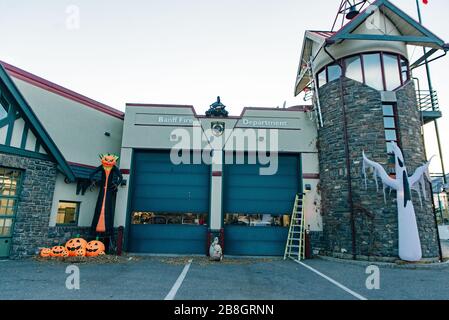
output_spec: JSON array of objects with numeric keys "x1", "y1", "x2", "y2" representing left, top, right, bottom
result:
[
  {"x1": 224, "y1": 213, "x2": 290, "y2": 228},
  {"x1": 327, "y1": 64, "x2": 342, "y2": 82},
  {"x1": 317, "y1": 69, "x2": 327, "y2": 88},
  {"x1": 316, "y1": 52, "x2": 409, "y2": 91},
  {"x1": 383, "y1": 53, "x2": 402, "y2": 91},
  {"x1": 382, "y1": 104, "x2": 400, "y2": 154},
  {"x1": 345, "y1": 56, "x2": 363, "y2": 83},
  {"x1": 0, "y1": 168, "x2": 22, "y2": 237},
  {"x1": 131, "y1": 212, "x2": 207, "y2": 225},
  {"x1": 400, "y1": 57, "x2": 409, "y2": 84},
  {"x1": 56, "y1": 201, "x2": 79, "y2": 225},
  {"x1": 363, "y1": 53, "x2": 384, "y2": 91}
]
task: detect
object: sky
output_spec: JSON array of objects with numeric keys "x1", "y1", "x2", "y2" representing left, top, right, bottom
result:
[{"x1": 0, "y1": 0, "x2": 448, "y2": 174}]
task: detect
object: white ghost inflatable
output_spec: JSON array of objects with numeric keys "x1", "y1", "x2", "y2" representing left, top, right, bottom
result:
[
  {"x1": 209, "y1": 237, "x2": 223, "y2": 261},
  {"x1": 362, "y1": 142, "x2": 433, "y2": 262}
]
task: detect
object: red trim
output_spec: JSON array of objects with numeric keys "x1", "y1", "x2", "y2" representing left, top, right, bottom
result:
[
  {"x1": 303, "y1": 173, "x2": 320, "y2": 180},
  {"x1": 0, "y1": 61, "x2": 124, "y2": 120},
  {"x1": 120, "y1": 169, "x2": 130, "y2": 175},
  {"x1": 212, "y1": 171, "x2": 222, "y2": 177}
]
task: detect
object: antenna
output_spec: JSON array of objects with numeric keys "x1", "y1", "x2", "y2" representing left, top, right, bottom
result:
[{"x1": 331, "y1": 0, "x2": 371, "y2": 32}]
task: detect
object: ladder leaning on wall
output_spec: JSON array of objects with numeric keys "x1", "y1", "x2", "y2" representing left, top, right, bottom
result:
[{"x1": 283, "y1": 193, "x2": 306, "y2": 261}]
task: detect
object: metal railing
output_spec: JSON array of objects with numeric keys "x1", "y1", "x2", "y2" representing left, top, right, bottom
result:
[{"x1": 417, "y1": 90, "x2": 440, "y2": 112}]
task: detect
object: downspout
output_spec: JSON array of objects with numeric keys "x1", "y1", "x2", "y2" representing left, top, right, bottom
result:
[{"x1": 324, "y1": 41, "x2": 357, "y2": 260}]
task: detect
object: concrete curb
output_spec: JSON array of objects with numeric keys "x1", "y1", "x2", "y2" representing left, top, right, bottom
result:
[{"x1": 316, "y1": 255, "x2": 449, "y2": 270}]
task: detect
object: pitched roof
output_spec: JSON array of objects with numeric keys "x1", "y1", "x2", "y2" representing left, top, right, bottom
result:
[
  {"x1": 327, "y1": 0, "x2": 446, "y2": 49},
  {"x1": 1, "y1": 61, "x2": 124, "y2": 120},
  {"x1": 0, "y1": 64, "x2": 76, "y2": 181}
]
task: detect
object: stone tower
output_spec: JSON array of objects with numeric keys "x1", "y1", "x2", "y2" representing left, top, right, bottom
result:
[{"x1": 294, "y1": 0, "x2": 447, "y2": 261}]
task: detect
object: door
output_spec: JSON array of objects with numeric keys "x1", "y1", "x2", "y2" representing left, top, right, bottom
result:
[
  {"x1": 128, "y1": 151, "x2": 210, "y2": 254},
  {"x1": 0, "y1": 167, "x2": 22, "y2": 258},
  {"x1": 223, "y1": 153, "x2": 300, "y2": 256}
]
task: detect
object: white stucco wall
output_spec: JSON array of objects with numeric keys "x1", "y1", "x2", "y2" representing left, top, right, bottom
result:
[
  {"x1": 49, "y1": 173, "x2": 99, "y2": 227},
  {"x1": 11, "y1": 77, "x2": 123, "y2": 167}
]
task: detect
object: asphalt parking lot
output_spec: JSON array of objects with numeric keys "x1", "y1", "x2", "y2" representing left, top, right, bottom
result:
[{"x1": 1, "y1": 254, "x2": 449, "y2": 300}]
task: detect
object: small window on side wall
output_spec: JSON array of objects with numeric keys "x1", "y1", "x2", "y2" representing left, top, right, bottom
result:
[
  {"x1": 317, "y1": 69, "x2": 327, "y2": 88},
  {"x1": 56, "y1": 201, "x2": 79, "y2": 226},
  {"x1": 327, "y1": 64, "x2": 342, "y2": 83}
]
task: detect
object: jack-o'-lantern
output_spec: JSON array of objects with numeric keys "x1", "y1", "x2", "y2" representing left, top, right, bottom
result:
[
  {"x1": 74, "y1": 248, "x2": 86, "y2": 257},
  {"x1": 65, "y1": 236, "x2": 87, "y2": 257},
  {"x1": 86, "y1": 239, "x2": 106, "y2": 257},
  {"x1": 50, "y1": 246, "x2": 68, "y2": 257},
  {"x1": 40, "y1": 248, "x2": 52, "y2": 258},
  {"x1": 100, "y1": 153, "x2": 119, "y2": 171}
]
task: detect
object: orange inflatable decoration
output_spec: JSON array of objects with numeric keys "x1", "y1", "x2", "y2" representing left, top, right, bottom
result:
[
  {"x1": 86, "y1": 239, "x2": 106, "y2": 257},
  {"x1": 89, "y1": 154, "x2": 122, "y2": 234},
  {"x1": 50, "y1": 246, "x2": 69, "y2": 257},
  {"x1": 40, "y1": 248, "x2": 52, "y2": 258},
  {"x1": 65, "y1": 236, "x2": 87, "y2": 257}
]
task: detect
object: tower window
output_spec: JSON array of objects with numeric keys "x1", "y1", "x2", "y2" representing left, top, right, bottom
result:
[
  {"x1": 382, "y1": 104, "x2": 400, "y2": 154},
  {"x1": 327, "y1": 64, "x2": 342, "y2": 82},
  {"x1": 383, "y1": 53, "x2": 402, "y2": 91},
  {"x1": 317, "y1": 52, "x2": 410, "y2": 91},
  {"x1": 363, "y1": 53, "x2": 384, "y2": 91},
  {"x1": 345, "y1": 56, "x2": 363, "y2": 83}
]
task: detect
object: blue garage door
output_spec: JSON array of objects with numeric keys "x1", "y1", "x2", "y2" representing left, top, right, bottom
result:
[
  {"x1": 129, "y1": 151, "x2": 210, "y2": 254},
  {"x1": 224, "y1": 153, "x2": 300, "y2": 256}
]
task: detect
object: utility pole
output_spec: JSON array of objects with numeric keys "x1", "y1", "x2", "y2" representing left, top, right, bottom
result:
[{"x1": 415, "y1": 0, "x2": 447, "y2": 186}]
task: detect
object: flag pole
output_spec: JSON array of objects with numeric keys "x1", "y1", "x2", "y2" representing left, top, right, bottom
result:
[{"x1": 416, "y1": 0, "x2": 447, "y2": 186}]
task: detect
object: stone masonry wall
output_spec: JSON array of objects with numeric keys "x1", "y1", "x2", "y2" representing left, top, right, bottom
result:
[
  {"x1": 317, "y1": 77, "x2": 439, "y2": 261},
  {"x1": 0, "y1": 153, "x2": 57, "y2": 259}
]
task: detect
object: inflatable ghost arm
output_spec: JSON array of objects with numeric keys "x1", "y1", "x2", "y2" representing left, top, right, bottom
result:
[
  {"x1": 362, "y1": 151, "x2": 399, "y2": 190},
  {"x1": 409, "y1": 157, "x2": 433, "y2": 187}
]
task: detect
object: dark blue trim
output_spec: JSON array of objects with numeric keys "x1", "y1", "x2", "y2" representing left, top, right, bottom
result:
[
  {"x1": 0, "y1": 144, "x2": 51, "y2": 161},
  {"x1": 4, "y1": 104, "x2": 15, "y2": 146},
  {"x1": 34, "y1": 139, "x2": 41, "y2": 153},
  {"x1": 20, "y1": 124, "x2": 28, "y2": 149}
]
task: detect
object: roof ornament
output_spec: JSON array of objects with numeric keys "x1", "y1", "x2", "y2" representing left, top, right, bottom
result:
[{"x1": 205, "y1": 96, "x2": 229, "y2": 118}]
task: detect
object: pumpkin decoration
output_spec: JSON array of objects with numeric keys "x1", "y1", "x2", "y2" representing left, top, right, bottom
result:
[
  {"x1": 40, "y1": 248, "x2": 52, "y2": 258},
  {"x1": 86, "y1": 239, "x2": 105, "y2": 257},
  {"x1": 100, "y1": 153, "x2": 119, "y2": 170},
  {"x1": 74, "y1": 248, "x2": 86, "y2": 257},
  {"x1": 50, "y1": 246, "x2": 69, "y2": 257},
  {"x1": 65, "y1": 236, "x2": 87, "y2": 257}
]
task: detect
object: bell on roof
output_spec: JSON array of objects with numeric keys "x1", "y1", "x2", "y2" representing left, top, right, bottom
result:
[{"x1": 346, "y1": 5, "x2": 359, "y2": 20}]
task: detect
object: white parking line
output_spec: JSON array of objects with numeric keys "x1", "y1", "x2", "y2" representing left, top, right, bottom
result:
[
  {"x1": 164, "y1": 259, "x2": 193, "y2": 300},
  {"x1": 295, "y1": 260, "x2": 368, "y2": 301}
]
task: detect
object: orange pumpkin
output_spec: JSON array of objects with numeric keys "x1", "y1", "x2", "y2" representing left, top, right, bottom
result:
[
  {"x1": 86, "y1": 240, "x2": 105, "y2": 257},
  {"x1": 40, "y1": 248, "x2": 52, "y2": 258},
  {"x1": 74, "y1": 248, "x2": 86, "y2": 257},
  {"x1": 50, "y1": 246, "x2": 68, "y2": 257},
  {"x1": 65, "y1": 237, "x2": 87, "y2": 257}
]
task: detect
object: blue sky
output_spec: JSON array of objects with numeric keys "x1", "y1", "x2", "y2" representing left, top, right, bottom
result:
[{"x1": 1, "y1": 0, "x2": 448, "y2": 174}]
